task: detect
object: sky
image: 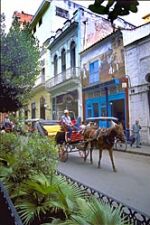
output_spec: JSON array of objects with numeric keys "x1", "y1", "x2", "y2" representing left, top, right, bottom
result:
[{"x1": 1, "y1": 0, "x2": 150, "y2": 32}]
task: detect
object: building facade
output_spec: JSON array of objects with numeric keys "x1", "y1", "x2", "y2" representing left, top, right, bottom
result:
[
  {"x1": 42, "y1": 4, "x2": 134, "y2": 120},
  {"x1": 80, "y1": 30, "x2": 128, "y2": 128},
  {"x1": 123, "y1": 22, "x2": 150, "y2": 144},
  {"x1": 26, "y1": 0, "x2": 134, "y2": 120},
  {"x1": 26, "y1": 0, "x2": 83, "y2": 119},
  {"x1": 45, "y1": 9, "x2": 83, "y2": 119}
]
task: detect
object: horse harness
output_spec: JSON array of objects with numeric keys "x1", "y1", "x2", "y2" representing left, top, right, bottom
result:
[{"x1": 85, "y1": 127, "x2": 115, "y2": 146}]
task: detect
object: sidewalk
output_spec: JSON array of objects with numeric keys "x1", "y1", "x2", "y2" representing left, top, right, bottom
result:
[{"x1": 118, "y1": 144, "x2": 150, "y2": 156}]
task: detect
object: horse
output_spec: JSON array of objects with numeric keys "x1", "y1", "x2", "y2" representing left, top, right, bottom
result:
[{"x1": 83, "y1": 121, "x2": 125, "y2": 172}]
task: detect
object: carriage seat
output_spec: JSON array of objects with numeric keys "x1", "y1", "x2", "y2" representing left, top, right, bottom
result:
[{"x1": 65, "y1": 130, "x2": 83, "y2": 143}]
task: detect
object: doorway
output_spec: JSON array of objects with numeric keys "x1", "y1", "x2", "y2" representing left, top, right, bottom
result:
[{"x1": 110, "y1": 99, "x2": 125, "y2": 129}]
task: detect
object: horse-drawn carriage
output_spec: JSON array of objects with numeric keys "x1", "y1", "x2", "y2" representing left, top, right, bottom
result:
[
  {"x1": 55, "y1": 116, "x2": 126, "y2": 172},
  {"x1": 31, "y1": 116, "x2": 126, "y2": 172},
  {"x1": 55, "y1": 127, "x2": 89, "y2": 162},
  {"x1": 31, "y1": 119, "x2": 89, "y2": 162}
]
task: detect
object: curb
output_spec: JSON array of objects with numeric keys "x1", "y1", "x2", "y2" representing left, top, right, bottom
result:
[
  {"x1": 126, "y1": 150, "x2": 150, "y2": 157},
  {"x1": 114, "y1": 148, "x2": 150, "y2": 157}
]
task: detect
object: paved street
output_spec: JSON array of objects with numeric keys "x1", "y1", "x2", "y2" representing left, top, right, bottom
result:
[{"x1": 58, "y1": 148, "x2": 150, "y2": 216}]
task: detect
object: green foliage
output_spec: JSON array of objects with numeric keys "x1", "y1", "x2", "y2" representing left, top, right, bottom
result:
[
  {"x1": 0, "y1": 15, "x2": 40, "y2": 112},
  {"x1": 89, "y1": 0, "x2": 139, "y2": 24},
  {"x1": 0, "y1": 133, "x2": 58, "y2": 192},
  {"x1": 15, "y1": 174, "x2": 88, "y2": 225},
  {"x1": 50, "y1": 196, "x2": 129, "y2": 225},
  {"x1": 0, "y1": 133, "x2": 18, "y2": 152},
  {"x1": 0, "y1": 133, "x2": 129, "y2": 225}
]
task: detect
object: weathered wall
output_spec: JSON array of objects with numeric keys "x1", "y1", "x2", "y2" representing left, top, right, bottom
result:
[
  {"x1": 123, "y1": 24, "x2": 150, "y2": 144},
  {"x1": 81, "y1": 32, "x2": 125, "y2": 88}
]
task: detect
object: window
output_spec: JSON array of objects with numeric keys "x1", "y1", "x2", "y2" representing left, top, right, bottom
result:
[
  {"x1": 56, "y1": 7, "x2": 69, "y2": 19},
  {"x1": 61, "y1": 49, "x2": 66, "y2": 72},
  {"x1": 31, "y1": 103, "x2": 36, "y2": 119},
  {"x1": 40, "y1": 97, "x2": 45, "y2": 119},
  {"x1": 41, "y1": 68, "x2": 45, "y2": 76},
  {"x1": 101, "y1": 107, "x2": 106, "y2": 116},
  {"x1": 39, "y1": 17, "x2": 42, "y2": 26},
  {"x1": 68, "y1": 1, "x2": 71, "y2": 8},
  {"x1": 54, "y1": 54, "x2": 58, "y2": 75},
  {"x1": 89, "y1": 60, "x2": 99, "y2": 84},
  {"x1": 24, "y1": 110, "x2": 28, "y2": 119},
  {"x1": 24, "y1": 105, "x2": 29, "y2": 119},
  {"x1": 93, "y1": 103, "x2": 99, "y2": 117},
  {"x1": 40, "y1": 59, "x2": 45, "y2": 67},
  {"x1": 87, "y1": 109, "x2": 92, "y2": 118},
  {"x1": 70, "y1": 41, "x2": 76, "y2": 68},
  {"x1": 33, "y1": 26, "x2": 36, "y2": 33}
]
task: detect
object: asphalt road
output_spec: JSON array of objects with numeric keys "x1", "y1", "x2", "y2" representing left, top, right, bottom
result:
[{"x1": 58, "y1": 150, "x2": 150, "y2": 216}]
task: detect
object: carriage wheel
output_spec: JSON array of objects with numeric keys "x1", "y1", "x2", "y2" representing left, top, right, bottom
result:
[
  {"x1": 79, "y1": 149, "x2": 89, "y2": 158},
  {"x1": 58, "y1": 144, "x2": 68, "y2": 162},
  {"x1": 115, "y1": 140, "x2": 127, "y2": 151}
]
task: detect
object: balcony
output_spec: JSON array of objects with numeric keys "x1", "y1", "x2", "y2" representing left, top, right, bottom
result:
[{"x1": 45, "y1": 67, "x2": 81, "y2": 90}]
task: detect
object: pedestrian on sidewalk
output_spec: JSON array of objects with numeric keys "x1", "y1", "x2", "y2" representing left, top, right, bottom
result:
[
  {"x1": 2, "y1": 114, "x2": 12, "y2": 132},
  {"x1": 131, "y1": 120, "x2": 141, "y2": 148}
]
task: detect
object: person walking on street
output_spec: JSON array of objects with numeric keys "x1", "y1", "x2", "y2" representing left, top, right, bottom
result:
[{"x1": 132, "y1": 120, "x2": 141, "y2": 148}]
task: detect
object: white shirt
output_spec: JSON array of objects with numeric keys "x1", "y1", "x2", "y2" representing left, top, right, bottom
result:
[{"x1": 62, "y1": 115, "x2": 72, "y2": 126}]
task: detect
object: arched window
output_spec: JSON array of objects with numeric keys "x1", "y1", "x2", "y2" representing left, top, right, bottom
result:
[
  {"x1": 70, "y1": 41, "x2": 76, "y2": 68},
  {"x1": 61, "y1": 48, "x2": 66, "y2": 72},
  {"x1": 54, "y1": 54, "x2": 58, "y2": 75},
  {"x1": 24, "y1": 105, "x2": 29, "y2": 119},
  {"x1": 31, "y1": 102, "x2": 36, "y2": 119},
  {"x1": 40, "y1": 97, "x2": 45, "y2": 119}
]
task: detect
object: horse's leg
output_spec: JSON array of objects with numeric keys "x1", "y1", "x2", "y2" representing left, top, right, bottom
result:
[
  {"x1": 108, "y1": 147, "x2": 116, "y2": 172},
  {"x1": 98, "y1": 148, "x2": 102, "y2": 168},
  {"x1": 83, "y1": 141, "x2": 89, "y2": 162},
  {"x1": 90, "y1": 141, "x2": 94, "y2": 164}
]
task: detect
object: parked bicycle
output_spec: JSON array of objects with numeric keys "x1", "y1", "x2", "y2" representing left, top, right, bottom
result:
[{"x1": 113, "y1": 137, "x2": 127, "y2": 151}]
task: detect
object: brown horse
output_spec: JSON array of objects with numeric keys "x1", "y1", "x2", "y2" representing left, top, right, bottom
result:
[{"x1": 83, "y1": 121, "x2": 125, "y2": 172}]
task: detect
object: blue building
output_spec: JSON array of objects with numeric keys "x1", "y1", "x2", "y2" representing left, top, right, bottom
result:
[{"x1": 80, "y1": 30, "x2": 128, "y2": 128}]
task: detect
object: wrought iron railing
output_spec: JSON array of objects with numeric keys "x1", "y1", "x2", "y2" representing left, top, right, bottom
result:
[
  {"x1": 0, "y1": 181, "x2": 23, "y2": 225},
  {"x1": 56, "y1": 170, "x2": 150, "y2": 225},
  {"x1": 45, "y1": 67, "x2": 80, "y2": 89}
]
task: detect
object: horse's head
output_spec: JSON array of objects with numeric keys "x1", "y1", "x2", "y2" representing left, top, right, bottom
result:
[{"x1": 111, "y1": 121, "x2": 125, "y2": 142}]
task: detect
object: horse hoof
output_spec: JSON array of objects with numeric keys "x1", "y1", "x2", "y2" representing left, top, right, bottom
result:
[{"x1": 113, "y1": 168, "x2": 117, "y2": 172}]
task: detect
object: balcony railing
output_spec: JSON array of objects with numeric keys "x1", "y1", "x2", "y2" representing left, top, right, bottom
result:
[
  {"x1": 57, "y1": 171, "x2": 150, "y2": 225},
  {"x1": 46, "y1": 67, "x2": 80, "y2": 89}
]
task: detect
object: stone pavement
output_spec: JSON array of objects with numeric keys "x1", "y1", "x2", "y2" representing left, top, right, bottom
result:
[{"x1": 116, "y1": 143, "x2": 150, "y2": 156}]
